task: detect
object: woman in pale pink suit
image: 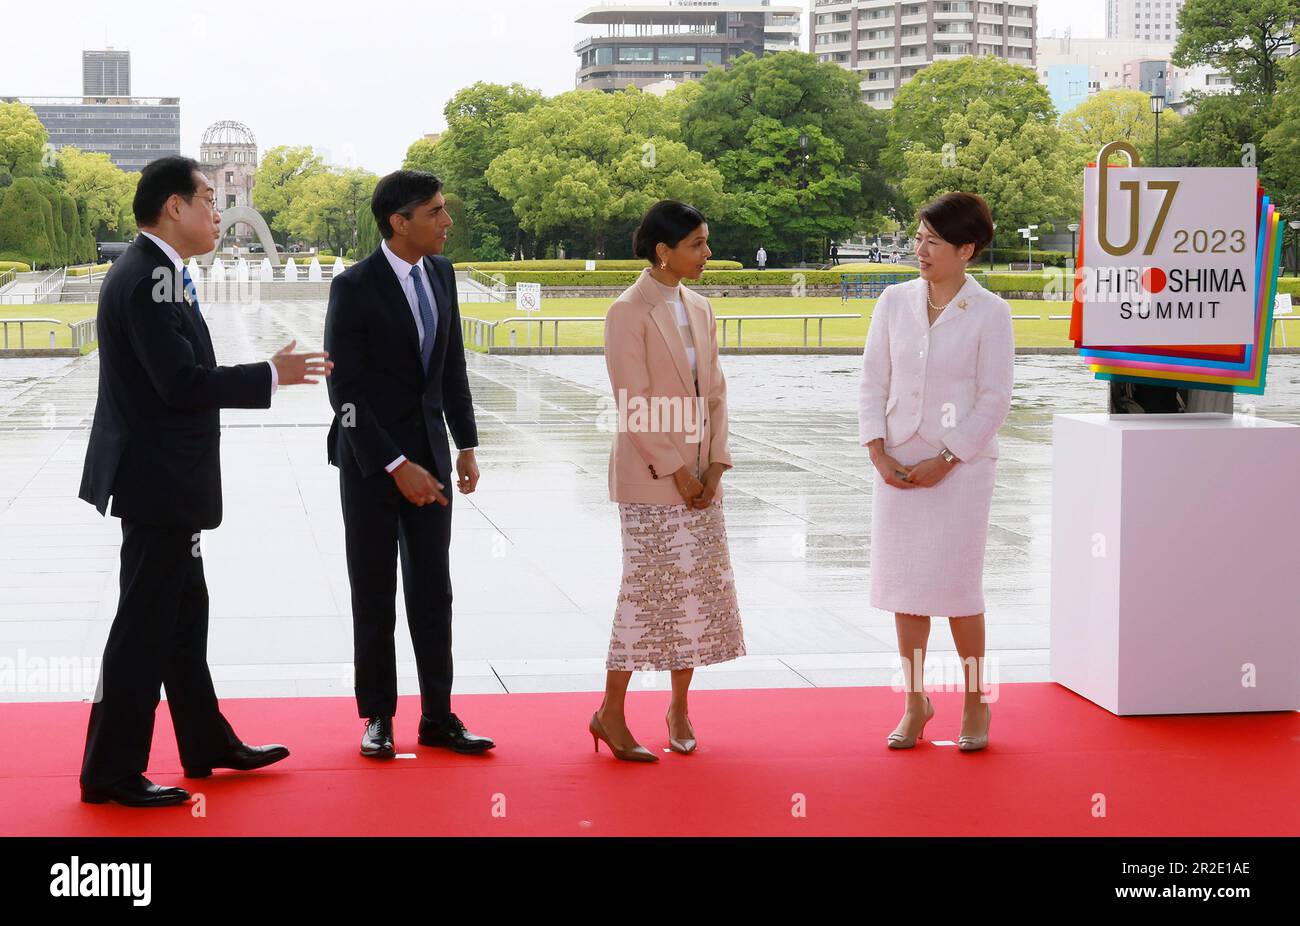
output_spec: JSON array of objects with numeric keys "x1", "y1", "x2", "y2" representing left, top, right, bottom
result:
[
  {"x1": 591, "y1": 200, "x2": 746, "y2": 762},
  {"x1": 858, "y1": 192, "x2": 1014, "y2": 752}
]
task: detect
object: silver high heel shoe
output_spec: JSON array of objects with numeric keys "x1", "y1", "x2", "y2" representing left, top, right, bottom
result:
[
  {"x1": 886, "y1": 694, "x2": 934, "y2": 749},
  {"x1": 666, "y1": 710, "x2": 697, "y2": 754},
  {"x1": 958, "y1": 703, "x2": 992, "y2": 752}
]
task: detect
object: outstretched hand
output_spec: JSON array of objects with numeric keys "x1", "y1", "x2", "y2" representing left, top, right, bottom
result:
[{"x1": 271, "y1": 340, "x2": 333, "y2": 385}]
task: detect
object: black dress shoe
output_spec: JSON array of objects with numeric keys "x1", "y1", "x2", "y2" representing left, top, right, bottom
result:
[
  {"x1": 360, "y1": 716, "x2": 395, "y2": 758},
  {"x1": 184, "y1": 742, "x2": 291, "y2": 778},
  {"x1": 417, "y1": 713, "x2": 495, "y2": 753},
  {"x1": 81, "y1": 775, "x2": 190, "y2": 807}
]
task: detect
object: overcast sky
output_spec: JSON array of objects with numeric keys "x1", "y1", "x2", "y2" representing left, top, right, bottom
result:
[{"x1": 0, "y1": 0, "x2": 1103, "y2": 174}]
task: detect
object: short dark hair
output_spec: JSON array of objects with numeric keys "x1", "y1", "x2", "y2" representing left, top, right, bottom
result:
[
  {"x1": 133, "y1": 156, "x2": 202, "y2": 226},
  {"x1": 372, "y1": 170, "x2": 444, "y2": 238},
  {"x1": 917, "y1": 192, "x2": 995, "y2": 261},
  {"x1": 632, "y1": 200, "x2": 707, "y2": 264}
]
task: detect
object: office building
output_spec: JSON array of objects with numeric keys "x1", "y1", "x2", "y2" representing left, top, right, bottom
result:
[
  {"x1": 1106, "y1": 0, "x2": 1186, "y2": 44},
  {"x1": 5, "y1": 50, "x2": 179, "y2": 172},
  {"x1": 574, "y1": 1, "x2": 803, "y2": 92},
  {"x1": 82, "y1": 49, "x2": 131, "y2": 97}
]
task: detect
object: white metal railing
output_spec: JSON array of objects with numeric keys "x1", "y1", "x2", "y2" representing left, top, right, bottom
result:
[
  {"x1": 0, "y1": 268, "x2": 15, "y2": 292},
  {"x1": 717, "y1": 313, "x2": 862, "y2": 348},
  {"x1": 462, "y1": 313, "x2": 867, "y2": 349},
  {"x1": 464, "y1": 267, "x2": 509, "y2": 302},
  {"x1": 0, "y1": 317, "x2": 62, "y2": 349},
  {"x1": 69, "y1": 318, "x2": 98, "y2": 350},
  {"x1": 34, "y1": 268, "x2": 66, "y2": 303}
]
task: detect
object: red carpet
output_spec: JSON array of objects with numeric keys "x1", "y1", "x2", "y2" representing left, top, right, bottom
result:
[{"x1": 2, "y1": 683, "x2": 1296, "y2": 836}]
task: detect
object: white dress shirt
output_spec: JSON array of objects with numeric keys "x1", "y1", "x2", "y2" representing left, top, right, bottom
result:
[
  {"x1": 140, "y1": 230, "x2": 278, "y2": 395},
  {"x1": 378, "y1": 239, "x2": 476, "y2": 475},
  {"x1": 381, "y1": 238, "x2": 438, "y2": 347}
]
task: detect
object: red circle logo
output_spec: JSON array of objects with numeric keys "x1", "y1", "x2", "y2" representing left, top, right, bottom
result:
[{"x1": 1141, "y1": 267, "x2": 1167, "y2": 293}]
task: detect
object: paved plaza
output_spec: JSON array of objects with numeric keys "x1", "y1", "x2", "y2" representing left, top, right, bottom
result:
[{"x1": 2, "y1": 300, "x2": 1298, "y2": 704}]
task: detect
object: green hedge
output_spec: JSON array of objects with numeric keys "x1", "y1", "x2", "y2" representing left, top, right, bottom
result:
[
  {"x1": 0, "y1": 179, "x2": 94, "y2": 269},
  {"x1": 67, "y1": 262, "x2": 112, "y2": 277},
  {"x1": 1278, "y1": 278, "x2": 1299, "y2": 297},
  {"x1": 457, "y1": 259, "x2": 743, "y2": 272},
  {"x1": 484, "y1": 269, "x2": 914, "y2": 287},
  {"x1": 0, "y1": 259, "x2": 31, "y2": 272}
]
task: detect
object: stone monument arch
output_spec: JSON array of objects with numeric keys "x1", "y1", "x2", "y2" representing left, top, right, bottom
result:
[{"x1": 201, "y1": 206, "x2": 282, "y2": 267}]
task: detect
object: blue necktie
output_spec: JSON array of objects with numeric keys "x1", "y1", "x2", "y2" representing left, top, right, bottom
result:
[
  {"x1": 410, "y1": 264, "x2": 437, "y2": 371},
  {"x1": 181, "y1": 266, "x2": 200, "y2": 316}
]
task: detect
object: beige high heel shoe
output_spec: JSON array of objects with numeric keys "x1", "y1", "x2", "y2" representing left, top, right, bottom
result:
[
  {"x1": 958, "y1": 703, "x2": 991, "y2": 752},
  {"x1": 590, "y1": 711, "x2": 658, "y2": 762},
  {"x1": 886, "y1": 694, "x2": 934, "y2": 749},
  {"x1": 666, "y1": 710, "x2": 697, "y2": 754}
]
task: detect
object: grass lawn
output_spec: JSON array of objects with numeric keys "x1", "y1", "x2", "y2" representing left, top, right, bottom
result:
[
  {"x1": 459, "y1": 297, "x2": 1074, "y2": 350},
  {"x1": 0, "y1": 304, "x2": 97, "y2": 352}
]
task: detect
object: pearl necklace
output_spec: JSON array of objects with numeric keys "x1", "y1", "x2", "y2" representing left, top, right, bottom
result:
[{"x1": 926, "y1": 282, "x2": 952, "y2": 314}]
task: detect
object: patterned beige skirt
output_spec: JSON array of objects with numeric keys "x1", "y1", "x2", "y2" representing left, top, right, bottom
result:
[{"x1": 606, "y1": 497, "x2": 746, "y2": 672}]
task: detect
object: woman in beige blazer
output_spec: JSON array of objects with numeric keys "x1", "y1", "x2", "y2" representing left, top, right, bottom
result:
[
  {"x1": 591, "y1": 200, "x2": 746, "y2": 762},
  {"x1": 858, "y1": 192, "x2": 1014, "y2": 753}
]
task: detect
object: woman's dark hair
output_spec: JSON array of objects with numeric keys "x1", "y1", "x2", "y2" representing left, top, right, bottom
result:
[
  {"x1": 917, "y1": 192, "x2": 995, "y2": 261},
  {"x1": 372, "y1": 169, "x2": 444, "y2": 238},
  {"x1": 632, "y1": 200, "x2": 707, "y2": 264},
  {"x1": 133, "y1": 155, "x2": 202, "y2": 226}
]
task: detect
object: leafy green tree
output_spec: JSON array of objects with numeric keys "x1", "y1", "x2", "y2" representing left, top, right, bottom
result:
[
  {"x1": 253, "y1": 145, "x2": 326, "y2": 242},
  {"x1": 1164, "y1": 91, "x2": 1271, "y2": 167},
  {"x1": 279, "y1": 167, "x2": 377, "y2": 255},
  {"x1": 58, "y1": 147, "x2": 137, "y2": 238},
  {"x1": 1172, "y1": 0, "x2": 1299, "y2": 97},
  {"x1": 0, "y1": 103, "x2": 48, "y2": 177},
  {"x1": 888, "y1": 57, "x2": 1056, "y2": 179},
  {"x1": 900, "y1": 99, "x2": 1078, "y2": 242},
  {"x1": 405, "y1": 82, "x2": 542, "y2": 260},
  {"x1": 681, "y1": 51, "x2": 891, "y2": 261},
  {"x1": 1060, "y1": 88, "x2": 1184, "y2": 170},
  {"x1": 486, "y1": 88, "x2": 726, "y2": 258},
  {"x1": 1262, "y1": 55, "x2": 1300, "y2": 221}
]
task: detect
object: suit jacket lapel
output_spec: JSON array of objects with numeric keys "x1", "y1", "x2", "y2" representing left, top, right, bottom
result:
[
  {"x1": 637, "y1": 271, "x2": 697, "y2": 396},
  {"x1": 369, "y1": 247, "x2": 423, "y2": 372},
  {"x1": 135, "y1": 235, "x2": 215, "y2": 365},
  {"x1": 680, "y1": 287, "x2": 710, "y2": 399},
  {"x1": 421, "y1": 256, "x2": 451, "y2": 369},
  {"x1": 914, "y1": 274, "x2": 972, "y2": 331}
]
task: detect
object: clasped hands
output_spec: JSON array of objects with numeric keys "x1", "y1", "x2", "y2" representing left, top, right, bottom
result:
[
  {"x1": 871, "y1": 448, "x2": 956, "y2": 489},
  {"x1": 673, "y1": 461, "x2": 726, "y2": 509}
]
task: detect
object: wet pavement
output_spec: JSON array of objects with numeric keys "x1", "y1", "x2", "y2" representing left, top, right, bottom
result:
[{"x1": 2, "y1": 300, "x2": 1298, "y2": 703}]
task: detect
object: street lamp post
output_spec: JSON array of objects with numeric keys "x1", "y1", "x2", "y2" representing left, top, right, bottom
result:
[
  {"x1": 1150, "y1": 93, "x2": 1165, "y2": 167},
  {"x1": 1291, "y1": 220, "x2": 1300, "y2": 276},
  {"x1": 1068, "y1": 222, "x2": 1080, "y2": 271},
  {"x1": 988, "y1": 222, "x2": 996, "y2": 271}
]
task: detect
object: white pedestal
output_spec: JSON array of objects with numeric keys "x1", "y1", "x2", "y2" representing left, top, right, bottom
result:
[{"x1": 1050, "y1": 413, "x2": 1300, "y2": 715}]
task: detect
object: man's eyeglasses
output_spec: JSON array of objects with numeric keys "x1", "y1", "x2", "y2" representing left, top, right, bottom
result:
[{"x1": 184, "y1": 193, "x2": 219, "y2": 211}]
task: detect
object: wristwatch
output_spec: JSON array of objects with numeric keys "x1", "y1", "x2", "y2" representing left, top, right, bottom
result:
[{"x1": 940, "y1": 448, "x2": 959, "y2": 465}]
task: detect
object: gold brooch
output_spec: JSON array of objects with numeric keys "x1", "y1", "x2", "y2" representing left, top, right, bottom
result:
[{"x1": 957, "y1": 299, "x2": 968, "y2": 310}]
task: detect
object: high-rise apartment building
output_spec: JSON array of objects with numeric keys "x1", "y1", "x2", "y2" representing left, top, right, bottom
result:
[{"x1": 811, "y1": 0, "x2": 1038, "y2": 109}]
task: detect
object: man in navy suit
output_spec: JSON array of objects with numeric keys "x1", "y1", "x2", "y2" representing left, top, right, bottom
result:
[
  {"x1": 324, "y1": 170, "x2": 493, "y2": 758},
  {"x1": 78, "y1": 156, "x2": 331, "y2": 806}
]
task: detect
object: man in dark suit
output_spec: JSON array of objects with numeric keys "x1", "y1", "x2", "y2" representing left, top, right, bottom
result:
[
  {"x1": 78, "y1": 156, "x2": 332, "y2": 806},
  {"x1": 324, "y1": 170, "x2": 493, "y2": 758}
]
